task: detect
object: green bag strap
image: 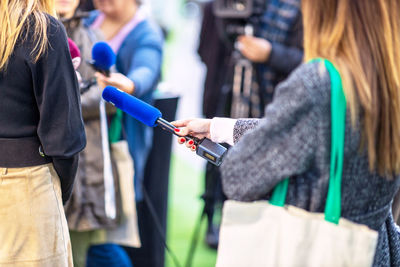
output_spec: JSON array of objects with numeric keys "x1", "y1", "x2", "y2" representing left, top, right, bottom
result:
[
  {"x1": 269, "y1": 59, "x2": 346, "y2": 225},
  {"x1": 108, "y1": 109, "x2": 124, "y2": 144}
]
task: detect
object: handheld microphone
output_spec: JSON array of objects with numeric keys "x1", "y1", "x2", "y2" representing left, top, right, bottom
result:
[
  {"x1": 68, "y1": 38, "x2": 81, "y2": 69},
  {"x1": 102, "y1": 86, "x2": 227, "y2": 166},
  {"x1": 88, "y1": 42, "x2": 116, "y2": 77}
]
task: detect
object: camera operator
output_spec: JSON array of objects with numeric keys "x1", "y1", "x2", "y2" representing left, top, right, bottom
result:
[{"x1": 237, "y1": 0, "x2": 303, "y2": 108}]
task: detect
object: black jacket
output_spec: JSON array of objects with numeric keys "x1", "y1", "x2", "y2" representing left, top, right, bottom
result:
[{"x1": 0, "y1": 14, "x2": 86, "y2": 203}]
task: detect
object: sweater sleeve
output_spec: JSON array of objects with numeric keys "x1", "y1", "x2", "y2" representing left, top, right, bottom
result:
[
  {"x1": 266, "y1": 42, "x2": 303, "y2": 75},
  {"x1": 221, "y1": 63, "x2": 323, "y2": 201},
  {"x1": 265, "y1": 15, "x2": 303, "y2": 75},
  {"x1": 32, "y1": 17, "x2": 86, "y2": 203},
  {"x1": 127, "y1": 29, "x2": 163, "y2": 98},
  {"x1": 233, "y1": 119, "x2": 261, "y2": 144}
]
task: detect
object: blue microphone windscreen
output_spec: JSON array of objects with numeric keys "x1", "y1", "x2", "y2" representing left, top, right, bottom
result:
[
  {"x1": 92, "y1": 42, "x2": 116, "y2": 71},
  {"x1": 102, "y1": 86, "x2": 162, "y2": 127}
]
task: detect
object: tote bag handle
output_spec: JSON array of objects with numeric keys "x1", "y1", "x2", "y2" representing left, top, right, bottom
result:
[
  {"x1": 109, "y1": 109, "x2": 124, "y2": 143},
  {"x1": 269, "y1": 59, "x2": 347, "y2": 225}
]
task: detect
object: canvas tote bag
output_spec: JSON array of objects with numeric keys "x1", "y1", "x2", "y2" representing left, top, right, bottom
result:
[
  {"x1": 216, "y1": 59, "x2": 378, "y2": 267},
  {"x1": 99, "y1": 108, "x2": 141, "y2": 247}
]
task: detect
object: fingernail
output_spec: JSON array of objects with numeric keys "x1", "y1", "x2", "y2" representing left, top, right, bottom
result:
[
  {"x1": 188, "y1": 140, "x2": 194, "y2": 145},
  {"x1": 180, "y1": 138, "x2": 186, "y2": 143},
  {"x1": 174, "y1": 128, "x2": 180, "y2": 133},
  {"x1": 191, "y1": 145, "x2": 196, "y2": 150}
]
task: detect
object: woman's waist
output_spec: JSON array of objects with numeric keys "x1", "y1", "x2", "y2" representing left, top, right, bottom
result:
[{"x1": 0, "y1": 136, "x2": 52, "y2": 167}]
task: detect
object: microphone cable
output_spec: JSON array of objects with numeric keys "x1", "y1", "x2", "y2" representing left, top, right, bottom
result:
[{"x1": 141, "y1": 184, "x2": 183, "y2": 267}]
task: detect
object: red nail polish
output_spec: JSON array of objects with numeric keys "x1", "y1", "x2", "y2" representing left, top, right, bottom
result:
[
  {"x1": 180, "y1": 138, "x2": 186, "y2": 143},
  {"x1": 174, "y1": 128, "x2": 180, "y2": 133},
  {"x1": 188, "y1": 140, "x2": 194, "y2": 145},
  {"x1": 192, "y1": 146, "x2": 196, "y2": 150}
]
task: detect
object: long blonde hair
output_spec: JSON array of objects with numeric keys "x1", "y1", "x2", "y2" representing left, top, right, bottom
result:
[
  {"x1": 0, "y1": 0, "x2": 56, "y2": 70},
  {"x1": 303, "y1": 0, "x2": 400, "y2": 176}
]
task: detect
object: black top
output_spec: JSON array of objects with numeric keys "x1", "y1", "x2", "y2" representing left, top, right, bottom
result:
[{"x1": 0, "y1": 14, "x2": 86, "y2": 203}]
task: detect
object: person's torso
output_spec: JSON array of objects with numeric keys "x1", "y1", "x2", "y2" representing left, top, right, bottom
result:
[{"x1": 0, "y1": 35, "x2": 40, "y2": 138}]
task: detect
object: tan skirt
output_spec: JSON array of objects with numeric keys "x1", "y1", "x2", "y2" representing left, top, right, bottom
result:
[{"x1": 0, "y1": 164, "x2": 73, "y2": 267}]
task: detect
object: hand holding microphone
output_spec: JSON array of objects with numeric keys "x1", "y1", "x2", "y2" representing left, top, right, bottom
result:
[
  {"x1": 102, "y1": 86, "x2": 227, "y2": 166},
  {"x1": 172, "y1": 118, "x2": 212, "y2": 151},
  {"x1": 88, "y1": 42, "x2": 134, "y2": 93},
  {"x1": 171, "y1": 118, "x2": 212, "y2": 139},
  {"x1": 95, "y1": 72, "x2": 135, "y2": 94}
]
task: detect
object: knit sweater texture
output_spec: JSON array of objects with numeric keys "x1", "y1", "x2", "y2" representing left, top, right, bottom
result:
[{"x1": 221, "y1": 62, "x2": 400, "y2": 266}]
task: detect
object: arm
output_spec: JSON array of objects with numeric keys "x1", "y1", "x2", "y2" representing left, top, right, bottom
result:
[
  {"x1": 127, "y1": 41, "x2": 163, "y2": 98},
  {"x1": 238, "y1": 16, "x2": 303, "y2": 75},
  {"x1": 220, "y1": 63, "x2": 322, "y2": 202},
  {"x1": 266, "y1": 42, "x2": 303, "y2": 75},
  {"x1": 172, "y1": 117, "x2": 260, "y2": 146},
  {"x1": 209, "y1": 118, "x2": 260, "y2": 145},
  {"x1": 94, "y1": 32, "x2": 163, "y2": 97},
  {"x1": 32, "y1": 18, "x2": 86, "y2": 203}
]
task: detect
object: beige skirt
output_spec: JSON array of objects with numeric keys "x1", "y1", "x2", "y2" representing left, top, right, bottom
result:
[{"x1": 0, "y1": 164, "x2": 73, "y2": 267}]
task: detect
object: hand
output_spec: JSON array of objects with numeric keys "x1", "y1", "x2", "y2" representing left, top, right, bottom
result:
[
  {"x1": 75, "y1": 71, "x2": 82, "y2": 84},
  {"x1": 95, "y1": 72, "x2": 135, "y2": 94},
  {"x1": 237, "y1": 35, "x2": 272, "y2": 63},
  {"x1": 171, "y1": 118, "x2": 212, "y2": 150}
]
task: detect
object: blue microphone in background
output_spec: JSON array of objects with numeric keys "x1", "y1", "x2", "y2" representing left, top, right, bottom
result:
[
  {"x1": 102, "y1": 86, "x2": 227, "y2": 166},
  {"x1": 88, "y1": 42, "x2": 116, "y2": 77}
]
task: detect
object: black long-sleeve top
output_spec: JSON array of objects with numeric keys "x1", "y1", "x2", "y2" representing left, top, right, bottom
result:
[{"x1": 0, "y1": 15, "x2": 86, "y2": 203}]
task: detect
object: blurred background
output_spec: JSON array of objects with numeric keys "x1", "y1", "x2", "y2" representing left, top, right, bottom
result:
[{"x1": 148, "y1": 0, "x2": 217, "y2": 266}]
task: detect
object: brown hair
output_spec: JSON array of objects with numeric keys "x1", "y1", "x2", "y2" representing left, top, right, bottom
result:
[
  {"x1": 0, "y1": 0, "x2": 56, "y2": 70},
  {"x1": 302, "y1": 0, "x2": 400, "y2": 176}
]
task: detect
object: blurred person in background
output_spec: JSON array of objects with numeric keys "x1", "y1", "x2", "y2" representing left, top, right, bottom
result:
[
  {"x1": 197, "y1": 0, "x2": 302, "y2": 248},
  {"x1": 85, "y1": 0, "x2": 164, "y2": 265},
  {"x1": 176, "y1": 0, "x2": 400, "y2": 265},
  {"x1": 0, "y1": 0, "x2": 86, "y2": 266},
  {"x1": 237, "y1": 0, "x2": 302, "y2": 107},
  {"x1": 79, "y1": 0, "x2": 95, "y2": 11},
  {"x1": 56, "y1": 1, "x2": 125, "y2": 267}
]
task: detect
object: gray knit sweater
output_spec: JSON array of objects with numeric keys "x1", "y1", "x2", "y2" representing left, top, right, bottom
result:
[{"x1": 220, "y1": 62, "x2": 400, "y2": 266}]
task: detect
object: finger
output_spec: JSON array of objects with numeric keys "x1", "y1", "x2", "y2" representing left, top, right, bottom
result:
[
  {"x1": 178, "y1": 137, "x2": 186, "y2": 144},
  {"x1": 95, "y1": 72, "x2": 106, "y2": 80},
  {"x1": 173, "y1": 127, "x2": 190, "y2": 137},
  {"x1": 240, "y1": 47, "x2": 253, "y2": 60},
  {"x1": 186, "y1": 139, "x2": 195, "y2": 148},
  {"x1": 239, "y1": 36, "x2": 256, "y2": 47},
  {"x1": 190, "y1": 145, "x2": 197, "y2": 152},
  {"x1": 237, "y1": 35, "x2": 246, "y2": 43},
  {"x1": 173, "y1": 128, "x2": 192, "y2": 137},
  {"x1": 171, "y1": 119, "x2": 192, "y2": 128},
  {"x1": 178, "y1": 127, "x2": 191, "y2": 136}
]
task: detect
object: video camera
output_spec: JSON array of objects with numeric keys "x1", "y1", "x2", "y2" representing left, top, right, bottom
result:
[{"x1": 213, "y1": 0, "x2": 265, "y2": 42}]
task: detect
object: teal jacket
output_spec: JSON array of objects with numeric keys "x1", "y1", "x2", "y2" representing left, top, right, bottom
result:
[{"x1": 86, "y1": 11, "x2": 164, "y2": 201}]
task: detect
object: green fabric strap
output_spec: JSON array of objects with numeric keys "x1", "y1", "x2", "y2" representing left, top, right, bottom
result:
[
  {"x1": 269, "y1": 59, "x2": 346, "y2": 225},
  {"x1": 109, "y1": 109, "x2": 124, "y2": 144},
  {"x1": 269, "y1": 178, "x2": 289, "y2": 207}
]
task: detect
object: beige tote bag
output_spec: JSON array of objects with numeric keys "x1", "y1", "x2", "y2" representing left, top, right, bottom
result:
[
  {"x1": 99, "y1": 107, "x2": 141, "y2": 247},
  {"x1": 216, "y1": 60, "x2": 378, "y2": 267},
  {"x1": 104, "y1": 140, "x2": 141, "y2": 247}
]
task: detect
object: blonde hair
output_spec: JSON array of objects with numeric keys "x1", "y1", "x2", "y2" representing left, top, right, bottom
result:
[
  {"x1": 0, "y1": 0, "x2": 56, "y2": 70},
  {"x1": 303, "y1": 0, "x2": 400, "y2": 176}
]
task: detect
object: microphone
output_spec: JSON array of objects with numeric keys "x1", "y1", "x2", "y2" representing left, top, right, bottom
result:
[
  {"x1": 88, "y1": 42, "x2": 116, "y2": 77},
  {"x1": 68, "y1": 38, "x2": 81, "y2": 70},
  {"x1": 102, "y1": 86, "x2": 227, "y2": 166}
]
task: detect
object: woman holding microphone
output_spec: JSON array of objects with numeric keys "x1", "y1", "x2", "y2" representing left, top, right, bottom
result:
[
  {"x1": 0, "y1": 0, "x2": 86, "y2": 266},
  {"x1": 174, "y1": 0, "x2": 400, "y2": 265}
]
